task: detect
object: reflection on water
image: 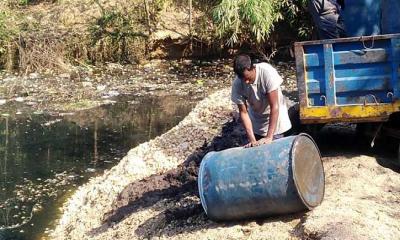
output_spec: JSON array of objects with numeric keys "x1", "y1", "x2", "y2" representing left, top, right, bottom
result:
[{"x1": 0, "y1": 94, "x2": 195, "y2": 240}]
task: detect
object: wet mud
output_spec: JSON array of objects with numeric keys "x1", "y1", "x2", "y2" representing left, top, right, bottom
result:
[{"x1": 100, "y1": 120, "x2": 246, "y2": 235}]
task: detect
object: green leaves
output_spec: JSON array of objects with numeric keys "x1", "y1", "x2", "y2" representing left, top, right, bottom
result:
[
  {"x1": 211, "y1": 0, "x2": 311, "y2": 46},
  {"x1": 19, "y1": 0, "x2": 30, "y2": 5},
  {"x1": 0, "y1": 10, "x2": 17, "y2": 54},
  {"x1": 212, "y1": 0, "x2": 282, "y2": 46},
  {"x1": 0, "y1": 12, "x2": 8, "y2": 42}
]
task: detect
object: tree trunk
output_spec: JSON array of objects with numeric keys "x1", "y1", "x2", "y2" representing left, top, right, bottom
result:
[
  {"x1": 143, "y1": 0, "x2": 152, "y2": 54},
  {"x1": 189, "y1": 0, "x2": 193, "y2": 53},
  {"x1": 5, "y1": 42, "x2": 17, "y2": 72}
]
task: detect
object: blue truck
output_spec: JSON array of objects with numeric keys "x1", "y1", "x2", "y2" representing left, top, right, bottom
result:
[{"x1": 294, "y1": 0, "x2": 400, "y2": 161}]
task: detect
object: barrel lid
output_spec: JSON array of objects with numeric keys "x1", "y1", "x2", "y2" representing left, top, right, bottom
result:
[{"x1": 291, "y1": 134, "x2": 325, "y2": 209}]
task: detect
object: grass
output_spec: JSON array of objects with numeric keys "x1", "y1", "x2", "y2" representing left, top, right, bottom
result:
[{"x1": 0, "y1": 0, "x2": 160, "y2": 73}]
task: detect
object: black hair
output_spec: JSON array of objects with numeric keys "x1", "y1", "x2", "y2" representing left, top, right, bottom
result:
[{"x1": 233, "y1": 54, "x2": 254, "y2": 78}]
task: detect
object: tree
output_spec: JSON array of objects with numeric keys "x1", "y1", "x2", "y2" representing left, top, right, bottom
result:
[{"x1": 212, "y1": 0, "x2": 310, "y2": 48}]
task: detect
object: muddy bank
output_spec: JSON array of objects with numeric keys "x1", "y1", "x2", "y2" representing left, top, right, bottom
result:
[
  {"x1": 50, "y1": 88, "x2": 235, "y2": 239},
  {"x1": 51, "y1": 86, "x2": 400, "y2": 240}
]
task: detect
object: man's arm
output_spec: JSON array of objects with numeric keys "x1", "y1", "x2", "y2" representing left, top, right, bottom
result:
[
  {"x1": 238, "y1": 104, "x2": 257, "y2": 147},
  {"x1": 260, "y1": 89, "x2": 279, "y2": 144}
]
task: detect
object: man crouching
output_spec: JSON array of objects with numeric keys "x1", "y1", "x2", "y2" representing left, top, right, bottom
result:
[{"x1": 231, "y1": 54, "x2": 292, "y2": 147}]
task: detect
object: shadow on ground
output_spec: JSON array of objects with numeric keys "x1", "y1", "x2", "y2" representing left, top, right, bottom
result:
[{"x1": 311, "y1": 123, "x2": 400, "y2": 172}]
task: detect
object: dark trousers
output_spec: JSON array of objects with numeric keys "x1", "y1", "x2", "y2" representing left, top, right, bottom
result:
[{"x1": 308, "y1": 0, "x2": 347, "y2": 39}]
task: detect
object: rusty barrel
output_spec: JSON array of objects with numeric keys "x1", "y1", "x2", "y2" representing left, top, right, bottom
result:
[{"x1": 198, "y1": 133, "x2": 325, "y2": 221}]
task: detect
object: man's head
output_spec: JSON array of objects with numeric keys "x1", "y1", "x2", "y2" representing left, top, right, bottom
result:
[{"x1": 234, "y1": 54, "x2": 256, "y2": 84}]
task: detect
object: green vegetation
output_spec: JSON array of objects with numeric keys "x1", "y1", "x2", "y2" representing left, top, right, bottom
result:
[
  {"x1": 0, "y1": 0, "x2": 313, "y2": 73},
  {"x1": 212, "y1": 0, "x2": 283, "y2": 46},
  {"x1": 6, "y1": 0, "x2": 56, "y2": 6},
  {"x1": 211, "y1": 0, "x2": 310, "y2": 46},
  {"x1": 279, "y1": 0, "x2": 312, "y2": 39},
  {"x1": 16, "y1": 0, "x2": 31, "y2": 5},
  {"x1": 0, "y1": 6, "x2": 19, "y2": 46},
  {"x1": 0, "y1": 8, "x2": 20, "y2": 70},
  {"x1": 88, "y1": 0, "x2": 149, "y2": 63},
  {"x1": 0, "y1": 12, "x2": 11, "y2": 49}
]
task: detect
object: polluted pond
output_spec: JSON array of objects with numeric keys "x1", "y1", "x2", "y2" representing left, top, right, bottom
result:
[{"x1": 0, "y1": 94, "x2": 197, "y2": 240}]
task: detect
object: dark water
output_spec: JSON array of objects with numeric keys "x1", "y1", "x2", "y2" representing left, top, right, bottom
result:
[{"x1": 0, "y1": 94, "x2": 196, "y2": 240}]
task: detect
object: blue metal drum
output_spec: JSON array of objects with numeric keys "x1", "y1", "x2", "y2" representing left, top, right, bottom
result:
[{"x1": 198, "y1": 134, "x2": 325, "y2": 221}]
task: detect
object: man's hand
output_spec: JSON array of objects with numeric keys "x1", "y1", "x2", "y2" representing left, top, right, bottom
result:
[
  {"x1": 244, "y1": 141, "x2": 258, "y2": 148},
  {"x1": 257, "y1": 137, "x2": 273, "y2": 145},
  {"x1": 244, "y1": 137, "x2": 273, "y2": 148}
]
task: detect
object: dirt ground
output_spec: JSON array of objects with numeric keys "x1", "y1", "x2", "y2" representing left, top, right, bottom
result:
[{"x1": 50, "y1": 87, "x2": 400, "y2": 240}]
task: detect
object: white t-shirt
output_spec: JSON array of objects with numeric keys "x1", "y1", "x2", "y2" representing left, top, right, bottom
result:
[{"x1": 231, "y1": 62, "x2": 292, "y2": 136}]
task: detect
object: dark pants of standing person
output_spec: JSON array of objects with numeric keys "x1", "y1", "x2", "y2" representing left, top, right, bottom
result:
[
  {"x1": 308, "y1": 0, "x2": 347, "y2": 39},
  {"x1": 317, "y1": 13, "x2": 347, "y2": 39}
]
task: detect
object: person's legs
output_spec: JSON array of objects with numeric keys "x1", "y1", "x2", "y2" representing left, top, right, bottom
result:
[
  {"x1": 319, "y1": 15, "x2": 341, "y2": 39},
  {"x1": 308, "y1": 0, "x2": 349, "y2": 39},
  {"x1": 336, "y1": 13, "x2": 347, "y2": 38}
]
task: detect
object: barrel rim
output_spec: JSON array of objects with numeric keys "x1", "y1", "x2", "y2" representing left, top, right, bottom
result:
[
  {"x1": 198, "y1": 152, "x2": 210, "y2": 215},
  {"x1": 291, "y1": 133, "x2": 325, "y2": 209}
]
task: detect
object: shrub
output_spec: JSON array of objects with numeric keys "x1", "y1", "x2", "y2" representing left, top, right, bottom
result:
[
  {"x1": 0, "y1": 10, "x2": 17, "y2": 54},
  {"x1": 211, "y1": 0, "x2": 311, "y2": 46},
  {"x1": 88, "y1": 1, "x2": 148, "y2": 63}
]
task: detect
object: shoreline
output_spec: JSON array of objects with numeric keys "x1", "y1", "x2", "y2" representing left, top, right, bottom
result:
[{"x1": 50, "y1": 88, "x2": 234, "y2": 239}]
